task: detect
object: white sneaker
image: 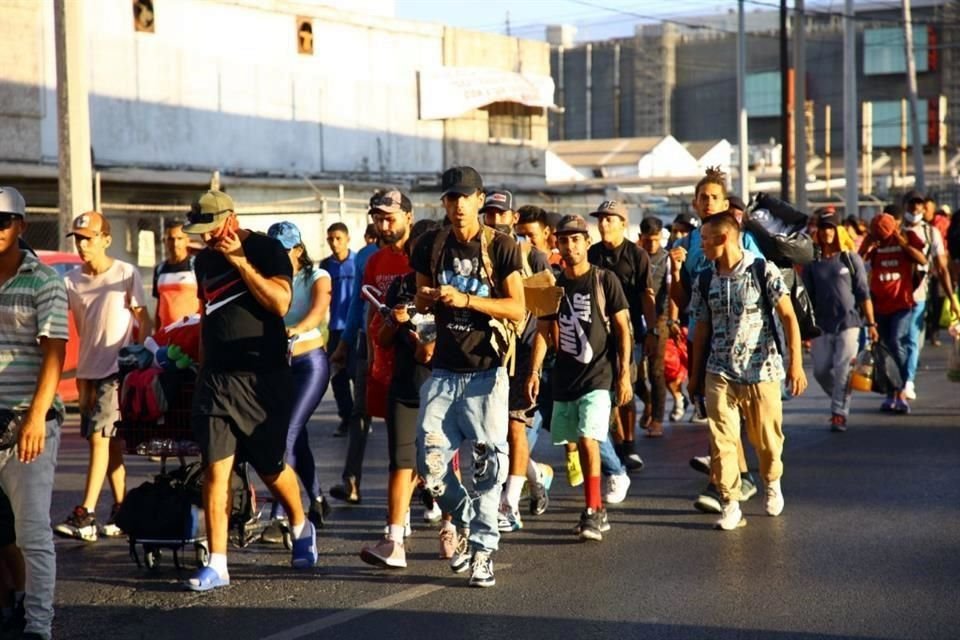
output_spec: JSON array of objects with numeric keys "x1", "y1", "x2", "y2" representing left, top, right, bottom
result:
[
  {"x1": 765, "y1": 480, "x2": 785, "y2": 517},
  {"x1": 715, "y1": 501, "x2": 746, "y2": 530},
  {"x1": 422, "y1": 501, "x2": 442, "y2": 524},
  {"x1": 903, "y1": 381, "x2": 917, "y2": 400},
  {"x1": 604, "y1": 473, "x2": 631, "y2": 505}
]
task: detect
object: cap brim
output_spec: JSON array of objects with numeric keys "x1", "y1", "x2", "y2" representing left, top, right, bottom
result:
[
  {"x1": 371, "y1": 205, "x2": 402, "y2": 215},
  {"x1": 441, "y1": 186, "x2": 477, "y2": 198},
  {"x1": 482, "y1": 204, "x2": 509, "y2": 213},
  {"x1": 555, "y1": 228, "x2": 589, "y2": 236},
  {"x1": 65, "y1": 230, "x2": 97, "y2": 239},
  {"x1": 182, "y1": 221, "x2": 220, "y2": 235},
  {"x1": 589, "y1": 211, "x2": 625, "y2": 220}
]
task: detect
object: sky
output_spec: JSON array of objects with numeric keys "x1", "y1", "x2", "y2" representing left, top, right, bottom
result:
[{"x1": 393, "y1": 0, "x2": 850, "y2": 42}]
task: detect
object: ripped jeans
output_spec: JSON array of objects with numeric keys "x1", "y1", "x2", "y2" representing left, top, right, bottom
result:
[{"x1": 416, "y1": 367, "x2": 509, "y2": 554}]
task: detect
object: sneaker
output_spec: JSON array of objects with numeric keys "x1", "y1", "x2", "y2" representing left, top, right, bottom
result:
[
  {"x1": 259, "y1": 518, "x2": 289, "y2": 544},
  {"x1": 715, "y1": 500, "x2": 746, "y2": 531},
  {"x1": 689, "y1": 455, "x2": 711, "y2": 476},
  {"x1": 739, "y1": 473, "x2": 758, "y2": 502},
  {"x1": 528, "y1": 463, "x2": 553, "y2": 516},
  {"x1": 691, "y1": 395, "x2": 708, "y2": 423},
  {"x1": 694, "y1": 483, "x2": 722, "y2": 514},
  {"x1": 438, "y1": 525, "x2": 458, "y2": 559},
  {"x1": 623, "y1": 449, "x2": 645, "y2": 471},
  {"x1": 604, "y1": 473, "x2": 631, "y2": 505},
  {"x1": 449, "y1": 529, "x2": 471, "y2": 573},
  {"x1": 53, "y1": 506, "x2": 98, "y2": 542},
  {"x1": 880, "y1": 397, "x2": 897, "y2": 412},
  {"x1": 329, "y1": 477, "x2": 361, "y2": 504},
  {"x1": 100, "y1": 503, "x2": 125, "y2": 537},
  {"x1": 308, "y1": 496, "x2": 331, "y2": 529},
  {"x1": 893, "y1": 398, "x2": 911, "y2": 414},
  {"x1": 360, "y1": 536, "x2": 407, "y2": 569},
  {"x1": 566, "y1": 452, "x2": 584, "y2": 487},
  {"x1": 670, "y1": 396, "x2": 689, "y2": 422},
  {"x1": 830, "y1": 414, "x2": 848, "y2": 433},
  {"x1": 497, "y1": 503, "x2": 523, "y2": 532},
  {"x1": 290, "y1": 521, "x2": 318, "y2": 569},
  {"x1": 903, "y1": 381, "x2": 917, "y2": 400},
  {"x1": 577, "y1": 508, "x2": 607, "y2": 542},
  {"x1": 468, "y1": 550, "x2": 495, "y2": 588},
  {"x1": 765, "y1": 480, "x2": 785, "y2": 517},
  {"x1": 423, "y1": 501, "x2": 442, "y2": 524}
]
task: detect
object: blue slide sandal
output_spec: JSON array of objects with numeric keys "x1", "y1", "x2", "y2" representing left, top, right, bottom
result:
[{"x1": 185, "y1": 566, "x2": 230, "y2": 592}]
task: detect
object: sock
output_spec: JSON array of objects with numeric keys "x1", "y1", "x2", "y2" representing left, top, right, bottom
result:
[
  {"x1": 291, "y1": 520, "x2": 309, "y2": 540},
  {"x1": 388, "y1": 524, "x2": 406, "y2": 542},
  {"x1": 623, "y1": 440, "x2": 636, "y2": 455},
  {"x1": 614, "y1": 442, "x2": 624, "y2": 460},
  {"x1": 504, "y1": 475, "x2": 525, "y2": 511},
  {"x1": 526, "y1": 459, "x2": 540, "y2": 484},
  {"x1": 208, "y1": 553, "x2": 229, "y2": 579},
  {"x1": 584, "y1": 475, "x2": 602, "y2": 511}
]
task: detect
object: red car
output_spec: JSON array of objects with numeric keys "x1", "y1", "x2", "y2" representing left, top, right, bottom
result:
[{"x1": 37, "y1": 250, "x2": 82, "y2": 403}]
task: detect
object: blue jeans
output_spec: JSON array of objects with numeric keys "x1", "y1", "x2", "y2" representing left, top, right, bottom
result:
[
  {"x1": 417, "y1": 367, "x2": 509, "y2": 554},
  {"x1": 600, "y1": 438, "x2": 626, "y2": 477},
  {"x1": 905, "y1": 300, "x2": 927, "y2": 383},
  {"x1": 876, "y1": 308, "x2": 912, "y2": 392},
  {"x1": 271, "y1": 347, "x2": 330, "y2": 518}
]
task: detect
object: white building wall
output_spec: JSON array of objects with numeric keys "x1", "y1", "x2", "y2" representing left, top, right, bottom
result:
[
  {"x1": 637, "y1": 136, "x2": 699, "y2": 178},
  {"x1": 696, "y1": 140, "x2": 733, "y2": 175},
  {"x1": 33, "y1": 0, "x2": 445, "y2": 177}
]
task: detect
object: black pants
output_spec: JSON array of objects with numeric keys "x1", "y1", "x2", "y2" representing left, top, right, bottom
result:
[
  {"x1": 327, "y1": 330, "x2": 354, "y2": 422},
  {"x1": 342, "y1": 332, "x2": 371, "y2": 483},
  {"x1": 926, "y1": 279, "x2": 945, "y2": 338}
]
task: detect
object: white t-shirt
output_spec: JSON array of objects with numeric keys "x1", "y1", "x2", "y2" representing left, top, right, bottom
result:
[
  {"x1": 65, "y1": 259, "x2": 147, "y2": 379},
  {"x1": 907, "y1": 221, "x2": 943, "y2": 302}
]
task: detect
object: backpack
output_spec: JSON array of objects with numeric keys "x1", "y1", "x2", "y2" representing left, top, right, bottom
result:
[
  {"x1": 911, "y1": 223, "x2": 934, "y2": 292},
  {"x1": 114, "y1": 462, "x2": 204, "y2": 540},
  {"x1": 429, "y1": 225, "x2": 525, "y2": 374},
  {"x1": 120, "y1": 367, "x2": 168, "y2": 423},
  {"x1": 698, "y1": 259, "x2": 784, "y2": 355}
]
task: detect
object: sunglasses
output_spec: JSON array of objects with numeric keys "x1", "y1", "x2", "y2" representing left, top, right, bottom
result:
[
  {"x1": 187, "y1": 203, "x2": 231, "y2": 224},
  {"x1": 0, "y1": 213, "x2": 23, "y2": 230},
  {"x1": 370, "y1": 194, "x2": 400, "y2": 209}
]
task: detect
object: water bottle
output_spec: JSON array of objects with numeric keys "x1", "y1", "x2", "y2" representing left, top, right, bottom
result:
[{"x1": 849, "y1": 348, "x2": 875, "y2": 392}]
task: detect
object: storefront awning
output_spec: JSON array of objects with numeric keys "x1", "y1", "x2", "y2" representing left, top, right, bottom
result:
[{"x1": 418, "y1": 67, "x2": 556, "y2": 120}]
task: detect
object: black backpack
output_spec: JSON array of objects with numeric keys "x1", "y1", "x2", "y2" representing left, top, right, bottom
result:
[{"x1": 115, "y1": 462, "x2": 204, "y2": 540}]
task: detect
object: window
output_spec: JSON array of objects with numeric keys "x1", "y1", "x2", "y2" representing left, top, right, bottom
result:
[
  {"x1": 297, "y1": 17, "x2": 314, "y2": 55},
  {"x1": 133, "y1": 0, "x2": 155, "y2": 33},
  {"x1": 745, "y1": 71, "x2": 781, "y2": 118},
  {"x1": 870, "y1": 99, "x2": 929, "y2": 148},
  {"x1": 486, "y1": 102, "x2": 537, "y2": 141},
  {"x1": 864, "y1": 26, "x2": 929, "y2": 75}
]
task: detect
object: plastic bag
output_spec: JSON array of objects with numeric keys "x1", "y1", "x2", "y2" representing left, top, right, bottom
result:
[
  {"x1": 948, "y1": 328, "x2": 960, "y2": 383},
  {"x1": 939, "y1": 294, "x2": 960, "y2": 329},
  {"x1": 745, "y1": 194, "x2": 815, "y2": 268},
  {"x1": 870, "y1": 341, "x2": 903, "y2": 395}
]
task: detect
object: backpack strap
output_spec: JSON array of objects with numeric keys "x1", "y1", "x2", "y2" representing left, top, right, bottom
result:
[
  {"x1": 749, "y1": 259, "x2": 784, "y2": 356},
  {"x1": 594, "y1": 267, "x2": 609, "y2": 332},
  {"x1": 429, "y1": 226, "x2": 453, "y2": 287}
]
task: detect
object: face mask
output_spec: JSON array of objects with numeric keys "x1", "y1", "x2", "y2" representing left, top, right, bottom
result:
[{"x1": 904, "y1": 211, "x2": 921, "y2": 224}]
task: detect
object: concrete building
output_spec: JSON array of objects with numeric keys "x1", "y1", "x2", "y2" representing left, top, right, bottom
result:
[{"x1": 0, "y1": 0, "x2": 554, "y2": 261}]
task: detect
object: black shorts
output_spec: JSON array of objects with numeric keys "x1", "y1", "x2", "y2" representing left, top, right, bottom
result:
[
  {"x1": 386, "y1": 398, "x2": 418, "y2": 472},
  {"x1": 0, "y1": 488, "x2": 14, "y2": 547},
  {"x1": 508, "y1": 348, "x2": 537, "y2": 427},
  {"x1": 191, "y1": 368, "x2": 293, "y2": 477}
]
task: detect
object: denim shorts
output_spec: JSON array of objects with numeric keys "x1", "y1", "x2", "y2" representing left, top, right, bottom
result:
[
  {"x1": 551, "y1": 389, "x2": 612, "y2": 444},
  {"x1": 80, "y1": 375, "x2": 120, "y2": 440}
]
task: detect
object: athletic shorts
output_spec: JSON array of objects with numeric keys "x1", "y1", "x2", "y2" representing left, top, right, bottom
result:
[
  {"x1": 191, "y1": 368, "x2": 293, "y2": 477},
  {"x1": 386, "y1": 398, "x2": 418, "y2": 472},
  {"x1": 551, "y1": 389, "x2": 612, "y2": 445},
  {"x1": 508, "y1": 348, "x2": 537, "y2": 427},
  {"x1": 0, "y1": 488, "x2": 14, "y2": 546},
  {"x1": 80, "y1": 375, "x2": 120, "y2": 440}
]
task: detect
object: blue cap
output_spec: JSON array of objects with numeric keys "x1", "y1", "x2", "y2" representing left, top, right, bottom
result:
[{"x1": 267, "y1": 221, "x2": 302, "y2": 250}]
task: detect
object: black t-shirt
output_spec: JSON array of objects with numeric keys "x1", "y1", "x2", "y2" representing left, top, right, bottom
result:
[
  {"x1": 410, "y1": 227, "x2": 522, "y2": 373},
  {"x1": 646, "y1": 248, "x2": 670, "y2": 317},
  {"x1": 195, "y1": 232, "x2": 292, "y2": 372},
  {"x1": 549, "y1": 266, "x2": 629, "y2": 402},
  {"x1": 587, "y1": 240, "x2": 653, "y2": 341},
  {"x1": 384, "y1": 272, "x2": 431, "y2": 407}
]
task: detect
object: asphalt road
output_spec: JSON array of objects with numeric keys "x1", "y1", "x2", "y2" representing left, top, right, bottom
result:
[{"x1": 47, "y1": 345, "x2": 960, "y2": 640}]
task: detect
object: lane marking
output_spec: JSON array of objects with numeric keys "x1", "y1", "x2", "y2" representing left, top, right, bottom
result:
[{"x1": 261, "y1": 564, "x2": 511, "y2": 640}]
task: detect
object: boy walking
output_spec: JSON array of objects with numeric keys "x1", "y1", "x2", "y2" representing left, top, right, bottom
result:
[{"x1": 689, "y1": 213, "x2": 807, "y2": 531}]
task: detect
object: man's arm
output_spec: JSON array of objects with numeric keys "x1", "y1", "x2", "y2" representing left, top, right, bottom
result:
[
  {"x1": 18, "y1": 337, "x2": 66, "y2": 463},
  {"x1": 898, "y1": 232, "x2": 927, "y2": 266},
  {"x1": 611, "y1": 308, "x2": 633, "y2": 407},
  {"x1": 525, "y1": 317, "x2": 553, "y2": 404},
  {"x1": 774, "y1": 294, "x2": 808, "y2": 397},
  {"x1": 131, "y1": 306, "x2": 152, "y2": 343},
  {"x1": 435, "y1": 271, "x2": 526, "y2": 324},
  {"x1": 231, "y1": 258, "x2": 292, "y2": 317}
]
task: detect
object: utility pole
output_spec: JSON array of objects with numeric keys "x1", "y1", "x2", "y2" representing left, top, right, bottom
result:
[
  {"x1": 54, "y1": 0, "x2": 93, "y2": 251},
  {"x1": 843, "y1": 0, "x2": 859, "y2": 218},
  {"x1": 737, "y1": 0, "x2": 750, "y2": 201},
  {"x1": 902, "y1": 0, "x2": 925, "y2": 193},
  {"x1": 824, "y1": 104, "x2": 832, "y2": 197},
  {"x1": 780, "y1": 0, "x2": 791, "y2": 201},
  {"x1": 793, "y1": 0, "x2": 807, "y2": 212}
]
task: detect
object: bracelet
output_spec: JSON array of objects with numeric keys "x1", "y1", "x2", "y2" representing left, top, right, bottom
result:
[{"x1": 865, "y1": 323, "x2": 877, "y2": 327}]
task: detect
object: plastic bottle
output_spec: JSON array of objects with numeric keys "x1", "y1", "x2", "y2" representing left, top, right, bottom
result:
[{"x1": 849, "y1": 348, "x2": 875, "y2": 392}]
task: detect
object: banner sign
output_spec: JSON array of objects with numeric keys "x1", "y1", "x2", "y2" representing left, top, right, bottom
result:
[{"x1": 418, "y1": 67, "x2": 556, "y2": 120}]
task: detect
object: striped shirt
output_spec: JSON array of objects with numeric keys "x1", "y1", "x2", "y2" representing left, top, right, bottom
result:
[{"x1": 0, "y1": 251, "x2": 69, "y2": 414}]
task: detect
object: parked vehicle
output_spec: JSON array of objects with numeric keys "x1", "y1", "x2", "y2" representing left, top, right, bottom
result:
[{"x1": 37, "y1": 250, "x2": 82, "y2": 403}]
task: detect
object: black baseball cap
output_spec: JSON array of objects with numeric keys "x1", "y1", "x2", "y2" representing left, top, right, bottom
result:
[
  {"x1": 482, "y1": 190, "x2": 513, "y2": 212},
  {"x1": 673, "y1": 212, "x2": 701, "y2": 230},
  {"x1": 728, "y1": 196, "x2": 746, "y2": 212},
  {"x1": 817, "y1": 211, "x2": 839, "y2": 228},
  {"x1": 441, "y1": 166, "x2": 483, "y2": 197}
]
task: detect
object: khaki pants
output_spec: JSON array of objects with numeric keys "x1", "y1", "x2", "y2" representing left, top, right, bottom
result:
[{"x1": 705, "y1": 373, "x2": 784, "y2": 502}]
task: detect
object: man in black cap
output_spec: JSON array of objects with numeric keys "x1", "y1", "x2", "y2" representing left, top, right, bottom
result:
[
  {"x1": 481, "y1": 191, "x2": 555, "y2": 530},
  {"x1": 411, "y1": 167, "x2": 525, "y2": 588}
]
